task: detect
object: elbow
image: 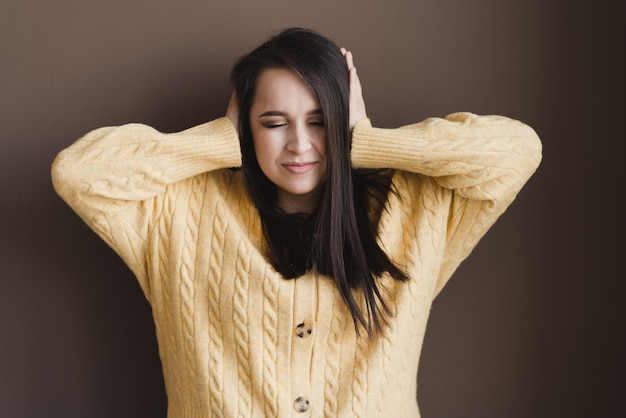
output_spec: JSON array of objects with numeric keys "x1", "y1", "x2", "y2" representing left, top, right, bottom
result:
[
  {"x1": 504, "y1": 120, "x2": 542, "y2": 179},
  {"x1": 519, "y1": 124, "x2": 543, "y2": 177},
  {"x1": 50, "y1": 151, "x2": 80, "y2": 205}
]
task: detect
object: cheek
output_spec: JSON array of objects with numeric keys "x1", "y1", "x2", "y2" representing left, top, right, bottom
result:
[{"x1": 252, "y1": 133, "x2": 276, "y2": 168}]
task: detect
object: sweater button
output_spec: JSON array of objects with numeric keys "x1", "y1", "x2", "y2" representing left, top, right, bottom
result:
[
  {"x1": 294, "y1": 396, "x2": 310, "y2": 412},
  {"x1": 295, "y1": 322, "x2": 312, "y2": 338}
]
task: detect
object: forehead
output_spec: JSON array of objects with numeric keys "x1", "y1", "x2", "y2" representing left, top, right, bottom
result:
[{"x1": 252, "y1": 68, "x2": 319, "y2": 110}]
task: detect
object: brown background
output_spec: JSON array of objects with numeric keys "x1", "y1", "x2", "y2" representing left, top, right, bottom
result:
[{"x1": 1, "y1": 0, "x2": 624, "y2": 417}]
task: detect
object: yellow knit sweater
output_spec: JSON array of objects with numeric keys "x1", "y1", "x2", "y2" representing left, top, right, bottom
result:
[{"x1": 51, "y1": 114, "x2": 542, "y2": 417}]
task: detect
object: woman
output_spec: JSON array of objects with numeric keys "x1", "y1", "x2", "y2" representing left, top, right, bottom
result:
[{"x1": 52, "y1": 27, "x2": 542, "y2": 417}]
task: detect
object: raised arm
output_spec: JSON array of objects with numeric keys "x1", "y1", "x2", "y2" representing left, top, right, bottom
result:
[
  {"x1": 52, "y1": 117, "x2": 240, "y2": 203},
  {"x1": 342, "y1": 48, "x2": 540, "y2": 201},
  {"x1": 342, "y1": 49, "x2": 542, "y2": 294},
  {"x1": 351, "y1": 113, "x2": 542, "y2": 202},
  {"x1": 51, "y1": 117, "x2": 241, "y2": 289}
]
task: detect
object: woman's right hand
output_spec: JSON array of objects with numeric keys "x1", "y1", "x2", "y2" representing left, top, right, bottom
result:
[{"x1": 226, "y1": 91, "x2": 238, "y2": 129}]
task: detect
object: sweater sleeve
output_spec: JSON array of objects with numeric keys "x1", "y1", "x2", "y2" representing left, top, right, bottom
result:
[
  {"x1": 51, "y1": 117, "x2": 241, "y2": 294},
  {"x1": 351, "y1": 113, "x2": 542, "y2": 295}
]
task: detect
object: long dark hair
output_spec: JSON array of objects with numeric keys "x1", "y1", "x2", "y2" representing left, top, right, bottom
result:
[{"x1": 230, "y1": 27, "x2": 408, "y2": 336}]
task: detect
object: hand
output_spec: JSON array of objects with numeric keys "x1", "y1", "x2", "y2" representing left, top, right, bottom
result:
[
  {"x1": 226, "y1": 91, "x2": 238, "y2": 129},
  {"x1": 341, "y1": 48, "x2": 367, "y2": 133}
]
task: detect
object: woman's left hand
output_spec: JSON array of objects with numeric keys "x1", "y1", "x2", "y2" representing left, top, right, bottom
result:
[{"x1": 341, "y1": 48, "x2": 368, "y2": 133}]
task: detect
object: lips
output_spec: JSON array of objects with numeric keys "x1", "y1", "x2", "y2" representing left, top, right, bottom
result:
[{"x1": 282, "y1": 162, "x2": 317, "y2": 174}]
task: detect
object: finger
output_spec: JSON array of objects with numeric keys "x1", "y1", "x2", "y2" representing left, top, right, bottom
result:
[
  {"x1": 341, "y1": 48, "x2": 354, "y2": 70},
  {"x1": 350, "y1": 67, "x2": 362, "y2": 96},
  {"x1": 345, "y1": 51, "x2": 354, "y2": 70}
]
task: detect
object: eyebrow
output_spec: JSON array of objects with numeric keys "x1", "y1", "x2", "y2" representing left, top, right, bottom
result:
[{"x1": 258, "y1": 109, "x2": 323, "y2": 117}]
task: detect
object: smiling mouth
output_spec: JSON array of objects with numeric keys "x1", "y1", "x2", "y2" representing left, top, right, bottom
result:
[{"x1": 282, "y1": 162, "x2": 317, "y2": 174}]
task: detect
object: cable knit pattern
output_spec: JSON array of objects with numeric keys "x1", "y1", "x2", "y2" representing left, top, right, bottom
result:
[
  {"x1": 181, "y1": 176, "x2": 203, "y2": 405},
  {"x1": 322, "y1": 290, "x2": 346, "y2": 417},
  {"x1": 261, "y1": 264, "x2": 280, "y2": 417},
  {"x1": 234, "y1": 239, "x2": 253, "y2": 416},
  {"x1": 351, "y1": 328, "x2": 370, "y2": 417},
  {"x1": 374, "y1": 202, "x2": 402, "y2": 417},
  {"x1": 156, "y1": 185, "x2": 184, "y2": 404},
  {"x1": 206, "y1": 199, "x2": 227, "y2": 414},
  {"x1": 51, "y1": 114, "x2": 541, "y2": 417}
]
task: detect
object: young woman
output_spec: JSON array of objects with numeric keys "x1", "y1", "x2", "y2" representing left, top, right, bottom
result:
[{"x1": 52, "y1": 27, "x2": 542, "y2": 418}]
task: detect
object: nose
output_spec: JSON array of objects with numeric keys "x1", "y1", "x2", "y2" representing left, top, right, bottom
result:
[{"x1": 286, "y1": 124, "x2": 312, "y2": 154}]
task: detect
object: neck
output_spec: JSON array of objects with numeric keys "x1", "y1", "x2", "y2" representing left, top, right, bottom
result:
[{"x1": 276, "y1": 188, "x2": 323, "y2": 215}]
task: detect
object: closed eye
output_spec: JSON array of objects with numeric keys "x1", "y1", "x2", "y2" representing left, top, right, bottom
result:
[{"x1": 263, "y1": 122, "x2": 287, "y2": 128}]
